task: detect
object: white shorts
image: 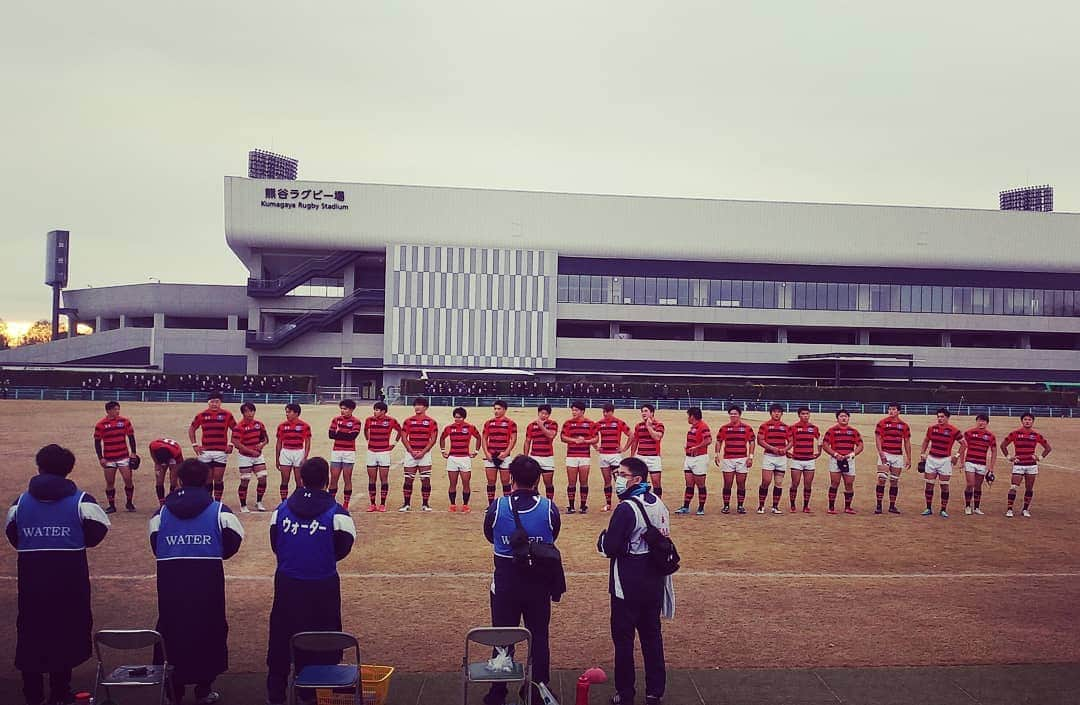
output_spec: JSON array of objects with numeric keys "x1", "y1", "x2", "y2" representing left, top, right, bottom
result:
[
  {"x1": 683, "y1": 455, "x2": 709, "y2": 476},
  {"x1": 447, "y1": 456, "x2": 473, "y2": 473},
  {"x1": 366, "y1": 450, "x2": 392, "y2": 467},
  {"x1": 925, "y1": 455, "x2": 952, "y2": 477},
  {"x1": 237, "y1": 454, "x2": 266, "y2": 469},
  {"x1": 404, "y1": 451, "x2": 433, "y2": 468},
  {"x1": 761, "y1": 454, "x2": 787, "y2": 473},
  {"x1": 1011, "y1": 464, "x2": 1038, "y2": 476},
  {"x1": 637, "y1": 456, "x2": 662, "y2": 474},
  {"x1": 790, "y1": 459, "x2": 817, "y2": 472},
  {"x1": 881, "y1": 453, "x2": 905, "y2": 470},
  {"x1": 599, "y1": 453, "x2": 623, "y2": 469},
  {"x1": 565, "y1": 457, "x2": 592, "y2": 469},
  {"x1": 829, "y1": 457, "x2": 856, "y2": 475},
  {"x1": 964, "y1": 462, "x2": 988, "y2": 476},
  {"x1": 198, "y1": 450, "x2": 228, "y2": 467},
  {"x1": 103, "y1": 458, "x2": 130, "y2": 469},
  {"x1": 278, "y1": 448, "x2": 306, "y2": 467},
  {"x1": 531, "y1": 455, "x2": 555, "y2": 472},
  {"x1": 483, "y1": 457, "x2": 510, "y2": 469},
  {"x1": 721, "y1": 458, "x2": 749, "y2": 474},
  {"x1": 330, "y1": 450, "x2": 356, "y2": 466}
]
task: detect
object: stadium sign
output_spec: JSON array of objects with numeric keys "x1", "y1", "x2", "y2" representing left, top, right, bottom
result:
[{"x1": 260, "y1": 187, "x2": 349, "y2": 212}]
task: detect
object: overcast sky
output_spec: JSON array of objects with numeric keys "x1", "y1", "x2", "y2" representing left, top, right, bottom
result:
[{"x1": 2, "y1": 1, "x2": 1077, "y2": 322}]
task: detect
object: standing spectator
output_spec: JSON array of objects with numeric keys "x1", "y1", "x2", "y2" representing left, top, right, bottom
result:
[
  {"x1": 265, "y1": 458, "x2": 357, "y2": 705},
  {"x1": 6, "y1": 445, "x2": 111, "y2": 705},
  {"x1": 597, "y1": 457, "x2": 671, "y2": 705},
  {"x1": 150, "y1": 459, "x2": 244, "y2": 704},
  {"x1": 482, "y1": 456, "x2": 563, "y2": 705}
]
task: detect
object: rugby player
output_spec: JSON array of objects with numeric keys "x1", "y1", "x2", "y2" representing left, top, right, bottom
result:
[
  {"x1": 714, "y1": 406, "x2": 755, "y2": 514},
  {"x1": 1000, "y1": 413, "x2": 1052, "y2": 517},
  {"x1": 757, "y1": 403, "x2": 791, "y2": 514},
  {"x1": 363, "y1": 401, "x2": 401, "y2": 512},
  {"x1": 439, "y1": 407, "x2": 480, "y2": 512},
  {"x1": 232, "y1": 403, "x2": 269, "y2": 512},
  {"x1": 676, "y1": 407, "x2": 711, "y2": 515},
  {"x1": 629, "y1": 404, "x2": 665, "y2": 497},
  {"x1": 188, "y1": 391, "x2": 236, "y2": 502},
  {"x1": 328, "y1": 399, "x2": 362, "y2": 509},
  {"x1": 873, "y1": 403, "x2": 911, "y2": 514},
  {"x1": 93, "y1": 401, "x2": 139, "y2": 513},
  {"x1": 482, "y1": 400, "x2": 518, "y2": 503},
  {"x1": 148, "y1": 437, "x2": 183, "y2": 507},
  {"x1": 822, "y1": 409, "x2": 863, "y2": 515},
  {"x1": 524, "y1": 405, "x2": 559, "y2": 500},
  {"x1": 596, "y1": 403, "x2": 632, "y2": 511},
  {"x1": 275, "y1": 404, "x2": 311, "y2": 500},
  {"x1": 399, "y1": 397, "x2": 438, "y2": 512},
  {"x1": 787, "y1": 407, "x2": 821, "y2": 512},
  {"x1": 960, "y1": 414, "x2": 996, "y2": 515},
  {"x1": 919, "y1": 408, "x2": 966, "y2": 518},
  {"x1": 560, "y1": 400, "x2": 597, "y2": 514}
]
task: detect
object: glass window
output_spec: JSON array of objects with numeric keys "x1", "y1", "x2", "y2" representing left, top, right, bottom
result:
[
  {"x1": 645, "y1": 277, "x2": 657, "y2": 305},
  {"x1": 900, "y1": 285, "x2": 911, "y2": 312},
  {"x1": 930, "y1": 286, "x2": 942, "y2": 313},
  {"x1": 794, "y1": 282, "x2": 806, "y2": 309},
  {"x1": 678, "y1": 279, "x2": 690, "y2": 305},
  {"x1": 941, "y1": 287, "x2": 953, "y2": 314},
  {"x1": 710, "y1": 280, "x2": 723, "y2": 306},
  {"x1": 764, "y1": 281, "x2": 779, "y2": 309},
  {"x1": 557, "y1": 275, "x2": 568, "y2": 303},
  {"x1": 1065, "y1": 290, "x2": 1076, "y2": 316},
  {"x1": 566, "y1": 275, "x2": 578, "y2": 303},
  {"x1": 825, "y1": 283, "x2": 838, "y2": 310}
]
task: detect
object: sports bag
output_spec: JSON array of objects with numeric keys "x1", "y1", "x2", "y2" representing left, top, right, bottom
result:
[{"x1": 630, "y1": 496, "x2": 680, "y2": 576}]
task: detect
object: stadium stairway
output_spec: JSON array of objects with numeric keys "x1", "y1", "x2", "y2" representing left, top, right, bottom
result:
[
  {"x1": 247, "y1": 251, "x2": 368, "y2": 297},
  {"x1": 246, "y1": 288, "x2": 385, "y2": 350}
]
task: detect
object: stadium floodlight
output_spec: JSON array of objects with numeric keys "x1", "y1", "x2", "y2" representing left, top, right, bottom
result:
[
  {"x1": 248, "y1": 149, "x2": 299, "y2": 180},
  {"x1": 999, "y1": 185, "x2": 1053, "y2": 212}
]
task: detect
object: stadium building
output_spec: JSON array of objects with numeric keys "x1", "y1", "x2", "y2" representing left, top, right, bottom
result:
[{"x1": 3, "y1": 176, "x2": 1079, "y2": 396}]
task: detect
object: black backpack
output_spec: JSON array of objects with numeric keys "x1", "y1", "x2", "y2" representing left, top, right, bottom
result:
[{"x1": 630, "y1": 496, "x2": 680, "y2": 576}]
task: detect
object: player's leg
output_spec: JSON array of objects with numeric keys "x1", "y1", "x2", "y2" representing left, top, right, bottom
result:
[
  {"x1": 118, "y1": 463, "x2": 135, "y2": 511},
  {"x1": 757, "y1": 468, "x2": 774, "y2": 512},
  {"x1": 802, "y1": 469, "x2": 815, "y2": 512},
  {"x1": 677, "y1": 470, "x2": 695, "y2": 514},
  {"x1": 1022, "y1": 472, "x2": 1037, "y2": 515},
  {"x1": 378, "y1": 464, "x2": 390, "y2": 510},
  {"x1": 1006, "y1": 472, "x2": 1023, "y2": 516},
  {"x1": 499, "y1": 468, "x2": 512, "y2": 498},
  {"x1": 964, "y1": 468, "x2": 978, "y2": 514},
  {"x1": 734, "y1": 464, "x2": 748, "y2": 513},
  {"x1": 721, "y1": 469, "x2": 735, "y2": 513},
  {"x1": 541, "y1": 470, "x2": 555, "y2": 501},
  {"x1": 103, "y1": 464, "x2": 118, "y2": 512},
  {"x1": 578, "y1": 463, "x2": 591, "y2": 513},
  {"x1": 254, "y1": 466, "x2": 269, "y2": 510},
  {"x1": 842, "y1": 473, "x2": 856, "y2": 514},
  {"x1": 922, "y1": 470, "x2": 939, "y2": 515},
  {"x1": 565, "y1": 465, "x2": 579, "y2": 513},
  {"x1": 770, "y1": 468, "x2": 785, "y2": 511},
  {"x1": 972, "y1": 470, "x2": 985, "y2": 513},
  {"x1": 276, "y1": 455, "x2": 290, "y2": 502},
  {"x1": 447, "y1": 469, "x2": 460, "y2": 510},
  {"x1": 419, "y1": 466, "x2": 433, "y2": 510},
  {"x1": 460, "y1": 470, "x2": 473, "y2": 512},
  {"x1": 237, "y1": 464, "x2": 252, "y2": 512},
  {"x1": 485, "y1": 465, "x2": 499, "y2": 505},
  {"x1": 827, "y1": 471, "x2": 841, "y2": 514},
  {"x1": 789, "y1": 468, "x2": 802, "y2": 511},
  {"x1": 400, "y1": 462, "x2": 416, "y2": 510},
  {"x1": 168, "y1": 463, "x2": 179, "y2": 493},
  {"x1": 328, "y1": 462, "x2": 342, "y2": 501},
  {"x1": 694, "y1": 473, "x2": 708, "y2": 514},
  {"x1": 875, "y1": 460, "x2": 889, "y2": 513},
  {"x1": 155, "y1": 465, "x2": 168, "y2": 507},
  {"x1": 888, "y1": 462, "x2": 902, "y2": 513},
  {"x1": 601, "y1": 464, "x2": 614, "y2": 510},
  {"x1": 211, "y1": 464, "x2": 225, "y2": 502},
  {"x1": 649, "y1": 469, "x2": 663, "y2": 499},
  {"x1": 340, "y1": 464, "x2": 354, "y2": 510},
  {"x1": 366, "y1": 464, "x2": 378, "y2": 511}
]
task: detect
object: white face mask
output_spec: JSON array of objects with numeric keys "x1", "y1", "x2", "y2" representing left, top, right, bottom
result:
[{"x1": 613, "y1": 476, "x2": 630, "y2": 495}]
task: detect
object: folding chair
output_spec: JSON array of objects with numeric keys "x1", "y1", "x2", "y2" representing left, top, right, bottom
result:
[
  {"x1": 288, "y1": 631, "x2": 362, "y2": 705},
  {"x1": 462, "y1": 627, "x2": 532, "y2": 705},
  {"x1": 92, "y1": 629, "x2": 172, "y2": 705}
]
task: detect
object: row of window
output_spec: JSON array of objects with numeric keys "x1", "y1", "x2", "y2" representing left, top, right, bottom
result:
[{"x1": 557, "y1": 275, "x2": 1080, "y2": 317}]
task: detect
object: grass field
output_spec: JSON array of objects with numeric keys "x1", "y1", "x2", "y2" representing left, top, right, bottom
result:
[{"x1": 1, "y1": 400, "x2": 1078, "y2": 677}]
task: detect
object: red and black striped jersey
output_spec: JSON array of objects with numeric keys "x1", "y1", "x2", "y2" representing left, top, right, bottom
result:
[
  {"x1": 633, "y1": 420, "x2": 665, "y2": 456},
  {"x1": 788, "y1": 421, "x2": 820, "y2": 461},
  {"x1": 483, "y1": 417, "x2": 517, "y2": 454},
  {"x1": 363, "y1": 415, "x2": 400, "y2": 452},
  {"x1": 276, "y1": 420, "x2": 311, "y2": 450},
  {"x1": 716, "y1": 422, "x2": 754, "y2": 459},
  {"x1": 402, "y1": 414, "x2": 438, "y2": 453},
  {"x1": 875, "y1": 418, "x2": 911, "y2": 455},
  {"x1": 757, "y1": 420, "x2": 791, "y2": 455},
  {"x1": 596, "y1": 417, "x2": 630, "y2": 454},
  {"x1": 925, "y1": 423, "x2": 962, "y2": 458},
  {"x1": 190, "y1": 408, "x2": 237, "y2": 451},
  {"x1": 329, "y1": 415, "x2": 361, "y2": 451},
  {"x1": 824, "y1": 424, "x2": 862, "y2": 456},
  {"x1": 1004, "y1": 428, "x2": 1047, "y2": 465},
  {"x1": 148, "y1": 437, "x2": 183, "y2": 463},
  {"x1": 526, "y1": 419, "x2": 559, "y2": 457},
  {"x1": 441, "y1": 421, "x2": 480, "y2": 457},
  {"x1": 684, "y1": 420, "x2": 711, "y2": 456},
  {"x1": 94, "y1": 416, "x2": 134, "y2": 460},
  {"x1": 561, "y1": 418, "x2": 597, "y2": 458},
  {"x1": 962, "y1": 428, "x2": 997, "y2": 465},
  {"x1": 232, "y1": 418, "x2": 267, "y2": 456}
]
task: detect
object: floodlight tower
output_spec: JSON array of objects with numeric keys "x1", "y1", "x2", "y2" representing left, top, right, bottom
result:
[
  {"x1": 248, "y1": 149, "x2": 299, "y2": 180},
  {"x1": 999, "y1": 185, "x2": 1054, "y2": 212}
]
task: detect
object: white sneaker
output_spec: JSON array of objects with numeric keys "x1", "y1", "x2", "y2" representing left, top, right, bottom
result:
[
  {"x1": 964, "y1": 506, "x2": 972, "y2": 515},
  {"x1": 756, "y1": 507, "x2": 765, "y2": 514},
  {"x1": 421, "y1": 505, "x2": 433, "y2": 512},
  {"x1": 1005, "y1": 509, "x2": 1014, "y2": 517},
  {"x1": 240, "y1": 505, "x2": 251, "y2": 513},
  {"x1": 770, "y1": 507, "x2": 783, "y2": 514},
  {"x1": 196, "y1": 692, "x2": 221, "y2": 705},
  {"x1": 398, "y1": 505, "x2": 411, "y2": 512},
  {"x1": 1022, "y1": 509, "x2": 1032, "y2": 517},
  {"x1": 973, "y1": 508, "x2": 985, "y2": 515},
  {"x1": 256, "y1": 501, "x2": 267, "y2": 512}
]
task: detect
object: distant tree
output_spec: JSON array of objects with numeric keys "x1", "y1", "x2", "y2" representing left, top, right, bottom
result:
[
  {"x1": 20, "y1": 320, "x2": 53, "y2": 346},
  {"x1": 0, "y1": 319, "x2": 8, "y2": 350}
]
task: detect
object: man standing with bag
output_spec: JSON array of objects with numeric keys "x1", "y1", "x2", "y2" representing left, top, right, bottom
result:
[
  {"x1": 482, "y1": 455, "x2": 563, "y2": 705},
  {"x1": 598, "y1": 457, "x2": 673, "y2": 705}
]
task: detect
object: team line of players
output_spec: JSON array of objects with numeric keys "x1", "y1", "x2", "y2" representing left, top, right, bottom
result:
[{"x1": 91, "y1": 393, "x2": 1052, "y2": 519}]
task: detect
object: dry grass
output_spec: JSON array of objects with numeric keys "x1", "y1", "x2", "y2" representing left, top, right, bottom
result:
[{"x1": 1, "y1": 400, "x2": 1078, "y2": 674}]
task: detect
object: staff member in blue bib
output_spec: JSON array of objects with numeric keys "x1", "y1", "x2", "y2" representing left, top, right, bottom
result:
[
  {"x1": 149, "y1": 459, "x2": 245, "y2": 704},
  {"x1": 6, "y1": 444, "x2": 111, "y2": 705},
  {"x1": 598, "y1": 457, "x2": 671, "y2": 705},
  {"x1": 265, "y1": 457, "x2": 357, "y2": 705},
  {"x1": 482, "y1": 455, "x2": 562, "y2": 705}
]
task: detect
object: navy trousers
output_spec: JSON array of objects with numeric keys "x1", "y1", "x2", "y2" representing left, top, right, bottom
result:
[{"x1": 610, "y1": 595, "x2": 666, "y2": 701}]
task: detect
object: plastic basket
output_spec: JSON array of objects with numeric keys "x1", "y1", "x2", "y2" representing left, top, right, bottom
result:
[{"x1": 315, "y1": 665, "x2": 395, "y2": 705}]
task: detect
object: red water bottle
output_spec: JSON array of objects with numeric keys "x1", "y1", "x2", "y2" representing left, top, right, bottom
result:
[
  {"x1": 575, "y1": 666, "x2": 607, "y2": 705},
  {"x1": 73, "y1": 693, "x2": 92, "y2": 705}
]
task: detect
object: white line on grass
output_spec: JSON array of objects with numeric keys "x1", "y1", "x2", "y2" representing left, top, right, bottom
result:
[{"x1": 2, "y1": 570, "x2": 1079, "y2": 582}]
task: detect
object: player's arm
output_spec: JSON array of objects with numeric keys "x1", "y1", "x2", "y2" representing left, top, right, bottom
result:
[
  {"x1": 903, "y1": 436, "x2": 912, "y2": 467},
  {"x1": 421, "y1": 425, "x2": 439, "y2": 455},
  {"x1": 713, "y1": 434, "x2": 724, "y2": 466},
  {"x1": 523, "y1": 427, "x2": 533, "y2": 456},
  {"x1": 919, "y1": 432, "x2": 931, "y2": 459},
  {"x1": 127, "y1": 425, "x2": 138, "y2": 457},
  {"x1": 391, "y1": 421, "x2": 402, "y2": 449},
  {"x1": 822, "y1": 436, "x2": 836, "y2": 459},
  {"x1": 746, "y1": 434, "x2": 755, "y2": 467},
  {"x1": 874, "y1": 427, "x2": 886, "y2": 461},
  {"x1": 93, "y1": 436, "x2": 107, "y2": 468},
  {"x1": 481, "y1": 425, "x2": 492, "y2": 457},
  {"x1": 1039, "y1": 436, "x2": 1052, "y2": 458},
  {"x1": 188, "y1": 417, "x2": 202, "y2": 453},
  {"x1": 757, "y1": 426, "x2": 772, "y2": 454},
  {"x1": 328, "y1": 419, "x2": 339, "y2": 441},
  {"x1": 852, "y1": 438, "x2": 864, "y2": 457},
  {"x1": 958, "y1": 434, "x2": 969, "y2": 466},
  {"x1": 258, "y1": 427, "x2": 269, "y2": 451},
  {"x1": 302, "y1": 426, "x2": 311, "y2": 460},
  {"x1": 439, "y1": 427, "x2": 451, "y2": 457},
  {"x1": 999, "y1": 435, "x2": 1013, "y2": 461},
  {"x1": 618, "y1": 425, "x2": 633, "y2": 454},
  {"x1": 559, "y1": 424, "x2": 575, "y2": 444},
  {"x1": 628, "y1": 431, "x2": 638, "y2": 457},
  {"x1": 274, "y1": 428, "x2": 283, "y2": 462},
  {"x1": 226, "y1": 416, "x2": 236, "y2": 453},
  {"x1": 542, "y1": 422, "x2": 557, "y2": 440},
  {"x1": 953, "y1": 433, "x2": 968, "y2": 463},
  {"x1": 231, "y1": 426, "x2": 249, "y2": 455},
  {"x1": 987, "y1": 438, "x2": 998, "y2": 471}
]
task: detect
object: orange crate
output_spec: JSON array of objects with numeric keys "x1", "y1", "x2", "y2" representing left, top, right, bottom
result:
[{"x1": 315, "y1": 665, "x2": 395, "y2": 705}]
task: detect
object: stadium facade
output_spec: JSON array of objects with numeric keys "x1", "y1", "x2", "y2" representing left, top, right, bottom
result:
[{"x1": 3, "y1": 177, "x2": 1079, "y2": 395}]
